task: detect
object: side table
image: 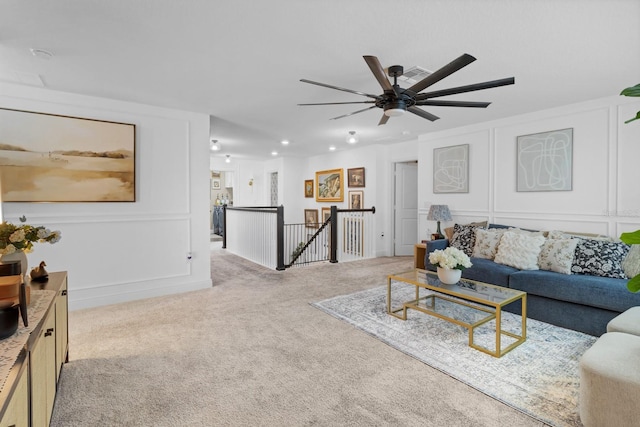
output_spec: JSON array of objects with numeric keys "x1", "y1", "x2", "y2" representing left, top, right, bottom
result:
[{"x1": 414, "y1": 243, "x2": 426, "y2": 269}]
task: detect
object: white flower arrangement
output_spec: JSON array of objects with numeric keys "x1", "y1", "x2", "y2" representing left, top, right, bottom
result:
[
  {"x1": 0, "y1": 216, "x2": 62, "y2": 255},
  {"x1": 429, "y1": 247, "x2": 472, "y2": 270}
]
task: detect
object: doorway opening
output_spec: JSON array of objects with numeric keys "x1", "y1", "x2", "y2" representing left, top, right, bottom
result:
[
  {"x1": 393, "y1": 161, "x2": 418, "y2": 256},
  {"x1": 210, "y1": 170, "x2": 234, "y2": 241}
]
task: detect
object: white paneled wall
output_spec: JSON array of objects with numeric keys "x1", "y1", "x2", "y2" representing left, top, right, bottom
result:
[
  {"x1": 419, "y1": 96, "x2": 640, "y2": 238},
  {"x1": 1, "y1": 82, "x2": 212, "y2": 310}
]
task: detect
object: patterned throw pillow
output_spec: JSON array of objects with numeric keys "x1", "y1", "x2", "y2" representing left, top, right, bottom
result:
[
  {"x1": 571, "y1": 239, "x2": 630, "y2": 279},
  {"x1": 472, "y1": 228, "x2": 506, "y2": 260},
  {"x1": 494, "y1": 231, "x2": 546, "y2": 270},
  {"x1": 538, "y1": 238, "x2": 579, "y2": 275},
  {"x1": 450, "y1": 224, "x2": 484, "y2": 256},
  {"x1": 445, "y1": 221, "x2": 487, "y2": 242},
  {"x1": 622, "y1": 245, "x2": 640, "y2": 279}
]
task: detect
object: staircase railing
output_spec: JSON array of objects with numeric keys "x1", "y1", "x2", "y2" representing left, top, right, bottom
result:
[
  {"x1": 223, "y1": 205, "x2": 375, "y2": 270},
  {"x1": 284, "y1": 217, "x2": 331, "y2": 268}
]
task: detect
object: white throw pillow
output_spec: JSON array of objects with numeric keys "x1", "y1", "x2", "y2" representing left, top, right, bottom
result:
[
  {"x1": 547, "y1": 230, "x2": 571, "y2": 240},
  {"x1": 508, "y1": 227, "x2": 546, "y2": 237},
  {"x1": 623, "y1": 245, "x2": 640, "y2": 279},
  {"x1": 538, "y1": 238, "x2": 579, "y2": 275},
  {"x1": 494, "y1": 231, "x2": 546, "y2": 270},
  {"x1": 472, "y1": 228, "x2": 506, "y2": 260}
]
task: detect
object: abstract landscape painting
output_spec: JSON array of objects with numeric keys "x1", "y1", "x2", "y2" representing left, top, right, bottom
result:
[{"x1": 0, "y1": 108, "x2": 135, "y2": 202}]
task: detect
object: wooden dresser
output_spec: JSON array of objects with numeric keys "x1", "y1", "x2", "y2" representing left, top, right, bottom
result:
[{"x1": 0, "y1": 272, "x2": 68, "y2": 427}]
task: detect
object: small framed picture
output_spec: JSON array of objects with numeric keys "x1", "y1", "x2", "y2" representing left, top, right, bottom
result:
[
  {"x1": 304, "y1": 209, "x2": 319, "y2": 228},
  {"x1": 321, "y1": 207, "x2": 331, "y2": 223},
  {"x1": 304, "y1": 179, "x2": 314, "y2": 198},
  {"x1": 212, "y1": 179, "x2": 221, "y2": 189},
  {"x1": 348, "y1": 191, "x2": 364, "y2": 209},
  {"x1": 347, "y1": 167, "x2": 365, "y2": 187}
]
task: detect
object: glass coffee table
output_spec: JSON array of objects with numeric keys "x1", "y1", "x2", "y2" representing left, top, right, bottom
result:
[{"x1": 387, "y1": 269, "x2": 527, "y2": 357}]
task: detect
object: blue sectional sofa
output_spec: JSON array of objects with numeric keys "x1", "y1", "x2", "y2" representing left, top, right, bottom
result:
[{"x1": 425, "y1": 225, "x2": 640, "y2": 336}]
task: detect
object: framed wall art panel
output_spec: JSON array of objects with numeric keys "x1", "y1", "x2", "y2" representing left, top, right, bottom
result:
[
  {"x1": 304, "y1": 179, "x2": 314, "y2": 198},
  {"x1": 347, "y1": 167, "x2": 365, "y2": 187},
  {"x1": 433, "y1": 144, "x2": 469, "y2": 194},
  {"x1": 348, "y1": 190, "x2": 363, "y2": 209},
  {"x1": 304, "y1": 209, "x2": 318, "y2": 228},
  {"x1": 315, "y1": 168, "x2": 343, "y2": 202},
  {"x1": 321, "y1": 207, "x2": 331, "y2": 223},
  {"x1": 516, "y1": 128, "x2": 573, "y2": 192},
  {"x1": 0, "y1": 108, "x2": 136, "y2": 202}
]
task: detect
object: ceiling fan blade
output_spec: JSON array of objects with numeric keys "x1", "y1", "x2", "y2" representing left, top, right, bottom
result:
[
  {"x1": 300, "y1": 79, "x2": 379, "y2": 99},
  {"x1": 298, "y1": 101, "x2": 376, "y2": 106},
  {"x1": 407, "y1": 106, "x2": 440, "y2": 122},
  {"x1": 416, "y1": 77, "x2": 515, "y2": 100},
  {"x1": 330, "y1": 105, "x2": 377, "y2": 120},
  {"x1": 415, "y1": 100, "x2": 491, "y2": 108},
  {"x1": 363, "y1": 55, "x2": 399, "y2": 96},
  {"x1": 378, "y1": 114, "x2": 390, "y2": 126},
  {"x1": 406, "y1": 53, "x2": 476, "y2": 94}
]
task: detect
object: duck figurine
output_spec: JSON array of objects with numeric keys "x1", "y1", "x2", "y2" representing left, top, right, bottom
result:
[{"x1": 29, "y1": 261, "x2": 49, "y2": 282}]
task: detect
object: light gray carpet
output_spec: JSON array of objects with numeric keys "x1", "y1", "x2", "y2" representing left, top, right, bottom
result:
[
  {"x1": 313, "y1": 283, "x2": 596, "y2": 427},
  {"x1": 50, "y1": 246, "x2": 546, "y2": 426}
]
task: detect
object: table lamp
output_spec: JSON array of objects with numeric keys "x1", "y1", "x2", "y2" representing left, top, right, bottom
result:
[{"x1": 427, "y1": 204, "x2": 452, "y2": 240}]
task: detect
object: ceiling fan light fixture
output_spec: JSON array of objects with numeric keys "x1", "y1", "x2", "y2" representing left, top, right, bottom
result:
[
  {"x1": 384, "y1": 98, "x2": 407, "y2": 117},
  {"x1": 384, "y1": 108, "x2": 405, "y2": 117},
  {"x1": 346, "y1": 131, "x2": 358, "y2": 144}
]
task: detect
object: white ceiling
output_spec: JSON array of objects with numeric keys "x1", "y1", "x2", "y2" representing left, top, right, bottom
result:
[{"x1": 1, "y1": 0, "x2": 639, "y2": 161}]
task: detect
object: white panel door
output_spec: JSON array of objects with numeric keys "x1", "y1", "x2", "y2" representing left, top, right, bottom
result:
[{"x1": 394, "y1": 162, "x2": 418, "y2": 256}]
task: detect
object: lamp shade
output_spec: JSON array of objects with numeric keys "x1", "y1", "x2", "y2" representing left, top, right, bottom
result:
[{"x1": 427, "y1": 204, "x2": 452, "y2": 222}]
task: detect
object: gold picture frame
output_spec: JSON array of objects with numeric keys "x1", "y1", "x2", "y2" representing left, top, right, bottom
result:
[
  {"x1": 315, "y1": 168, "x2": 343, "y2": 202},
  {"x1": 304, "y1": 179, "x2": 314, "y2": 198}
]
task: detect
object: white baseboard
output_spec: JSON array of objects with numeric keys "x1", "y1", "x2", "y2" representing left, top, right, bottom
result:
[{"x1": 68, "y1": 278, "x2": 213, "y2": 311}]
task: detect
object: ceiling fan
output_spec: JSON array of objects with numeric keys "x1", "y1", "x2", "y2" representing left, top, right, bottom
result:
[{"x1": 299, "y1": 54, "x2": 515, "y2": 125}]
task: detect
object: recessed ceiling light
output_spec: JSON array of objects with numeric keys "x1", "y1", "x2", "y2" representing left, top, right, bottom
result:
[
  {"x1": 271, "y1": 151, "x2": 278, "y2": 156},
  {"x1": 29, "y1": 48, "x2": 54, "y2": 60},
  {"x1": 329, "y1": 145, "x2": 336, "y2": 151},
  {"x1": 281, "y1": 140, "x2": 289, "y2": 145}
]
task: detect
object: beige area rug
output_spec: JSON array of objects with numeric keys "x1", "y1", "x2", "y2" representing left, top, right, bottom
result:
[
  {"x1": 50, "y1": 248, "x2": 546, "y2": 426},
  {"x1": 313, "y1": 283, "x2": 597, "y2": 427}
]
